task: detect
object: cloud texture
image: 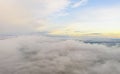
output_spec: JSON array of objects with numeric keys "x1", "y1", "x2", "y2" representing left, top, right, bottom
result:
[
  {"x1": 0, "y1": 35, "x2": 120, "y2": 74},
  {"x1": 0, "y1": 0, "x2": 86, "y2": 34}
]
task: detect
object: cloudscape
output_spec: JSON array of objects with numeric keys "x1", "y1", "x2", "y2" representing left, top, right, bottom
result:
[
  {"x1": 0, "y1": 35, "x2": 120, "y2": 74},
  {"x1": 0, "y1": 0, "x2": 120, "y2": 74}
]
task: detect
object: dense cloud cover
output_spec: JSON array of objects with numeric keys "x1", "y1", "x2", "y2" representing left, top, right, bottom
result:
[{"x1": 0, "y1": 35, "x2": 120, "y2": 74}]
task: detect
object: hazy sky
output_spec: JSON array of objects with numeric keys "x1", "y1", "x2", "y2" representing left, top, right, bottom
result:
[{"x1": 0, "y1": 0, "x2": 120, "y2": 38}]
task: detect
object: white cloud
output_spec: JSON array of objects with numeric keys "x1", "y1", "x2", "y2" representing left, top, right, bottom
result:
[
  {"x1": 51, "y1": 6, "x2": 120, "y2": 37},
  {"x1": 0, "y1": 0, "x2": 35, "y2": 33},
  {"x1": 0, "y1": 0, "x2": 89, "y2": 34},
  {"x1": 72, "y1": 0, "x2": 88, "y2": 8},
  {"x1": 0, "y1": 0, "x2": 89, "y2": 33},
  {"x1": 0, "y1": 35, "x2": 120, "y2": 74},
  {"x1": 0, "y1": 0, "x2": 71, "y2": 34},
  {"x1": 20, "y1": 0, "x2": 70, "y2": 17},
  {"x1": 75, "y1": 7, "x2": 120, "y2": 33}
]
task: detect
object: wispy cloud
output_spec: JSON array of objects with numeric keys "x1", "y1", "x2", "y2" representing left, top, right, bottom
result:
[
  {"x1": 71, "y1": 0, "x2": 88, "y2": 8},
  {"x1": 49, "y1": 6, "x2": 120, "y2": 37},
  {"x1": 0, "y1": 0, "x2": 87, "y2": 34},
  {"x1": 0, "y1": 0, "x2": 71, "y2": 34}
]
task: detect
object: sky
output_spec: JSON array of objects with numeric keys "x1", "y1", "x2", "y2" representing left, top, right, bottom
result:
[{"x1": 0, "y1": 0, "x2": 120, "y2": 38}]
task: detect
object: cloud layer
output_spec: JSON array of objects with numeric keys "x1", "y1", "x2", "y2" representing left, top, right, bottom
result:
[
  {"x1": 0, "y1": 0, "x2": 86, "y2": 34},
  {"x1": 0, "y1": 35, "x2": 120, "y2": 74}
]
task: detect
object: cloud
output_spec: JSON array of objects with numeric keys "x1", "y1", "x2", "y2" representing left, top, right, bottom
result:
[
  {"x1": 0, "y1": 0, "x2": 89, "y2": 34},
  {"x1": 0, "y1": 0, "x2": 31, "y2": 25},
  {"x1": 0, "y1": 35, "x2": 120, "y2": 74},
  {"x1": 0, "y1": 0, "x2": 71, "y2": 34},
  {"x1": 49, "y1": 6, "x2": 120, "y2": 37},
  {"x1": 21, "y1": 0, "x2": 70, "y2": 17},
  {"x1": 72, "y1": 0, "x2": 88, "y2": 8},
  {"x1": 0, "y1": 0, "x2": 35, "y2": 33}
]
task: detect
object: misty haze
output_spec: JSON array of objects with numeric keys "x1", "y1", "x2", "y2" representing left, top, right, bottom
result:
[{"x1": 0, "y1": 35, "x2": 120, "y2": 74}]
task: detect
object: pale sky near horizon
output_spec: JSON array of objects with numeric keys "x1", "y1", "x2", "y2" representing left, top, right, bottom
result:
[{"x1": 0, "y1": 0, "x2": 120, "y2": 38}]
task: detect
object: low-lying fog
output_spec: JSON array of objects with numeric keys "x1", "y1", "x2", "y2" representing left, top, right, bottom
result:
[{"x1": 0, "y1": 35, "x2": 120, "y2": 74}]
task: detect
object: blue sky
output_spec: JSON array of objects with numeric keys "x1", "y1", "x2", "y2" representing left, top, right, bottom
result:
[
  {"x1": 48, "y1": 0, "x2": 120, "y2": 38},
  {"x1": 51, "y1": 0, "x2": 120, "y2": 24}
]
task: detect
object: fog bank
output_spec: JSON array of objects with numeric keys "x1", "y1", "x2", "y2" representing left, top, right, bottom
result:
[{"x1": 0, "y1": 35, "x2": 120, "y2": 74}]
